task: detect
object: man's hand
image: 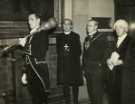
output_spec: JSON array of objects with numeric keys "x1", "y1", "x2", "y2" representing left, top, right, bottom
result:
[
  {"x1": 113, "y1": 59, "x2": 123, "y2": 66},
  {"x1": 106, "y1": 58, "x2": 114, "y2": 70},
  {"x1": 21, "y1": 73, "x2": 28, "y2": 85},
  {"x1": 107, "y1": 51, "x2": 123, "y2": 70},
  {"x1": 110, "y1": 51, "x2": 120, "y2": 64},
  {"x1": 18, "y1": 37, "x2": 27, "y2": 47}
]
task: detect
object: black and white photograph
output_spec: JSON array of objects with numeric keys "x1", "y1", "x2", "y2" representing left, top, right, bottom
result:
[{"x1": 0, "y1": 0, "x2": 135, "y2": 104}]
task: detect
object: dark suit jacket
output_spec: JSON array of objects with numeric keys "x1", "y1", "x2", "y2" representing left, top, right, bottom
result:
[
  {"x1": 82, "y1": 32, "x2": 110, "y2": 74},
  {"x1": 111, "y1": 35, "x2": 131, "y2": 78},
  {"x1": 109, "y1": 34, "x2": 135, "y2": 104},
  {"x1": 56, "y1": 31, "x2": 83, "y2": 86},
  {"x1": 116, "y1": 36, "x2": 131, "y2": 62},
  {"x1": 116, "y1": 35, "x2": 135, "y2": 104},
  {"x1": 112, "y1": 35, "x2": 131, "y2": 79}
]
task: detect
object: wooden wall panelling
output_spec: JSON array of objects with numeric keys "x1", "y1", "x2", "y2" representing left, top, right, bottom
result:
[{"x1": 0, "y1": 21, "x2": 28, "y2": 39}]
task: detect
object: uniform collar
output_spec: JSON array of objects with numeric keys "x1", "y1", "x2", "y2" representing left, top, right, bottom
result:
[
  {"x1": 30, "y1": 26, "x2": 40, "y2": 34},
  {"x1": 88, "y1": 31, "x2": 97, "y2": 37}
]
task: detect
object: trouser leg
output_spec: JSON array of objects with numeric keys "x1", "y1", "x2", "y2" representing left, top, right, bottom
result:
[
  {"x1": 63, "y1": 86, "x2": 71, "y2": 104},
  {"x1": 85, "y1": 72, "x2": 104, "y2": 104},
  {"x1": 72, "y1": 86, "x2": 79, "y2": 104}
]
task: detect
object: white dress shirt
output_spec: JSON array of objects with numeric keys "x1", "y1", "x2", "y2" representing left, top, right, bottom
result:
[{"x1": 116, "y1": 33, "x2": 127, "y2": 48}]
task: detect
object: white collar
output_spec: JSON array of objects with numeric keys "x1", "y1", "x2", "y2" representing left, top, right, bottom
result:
[
  {"x1": 118, "y1": 33, "x2": 127, "y2": 40},
  {"x1": 117, "y1": 33, "x2": 127, "y2": 48},
  {"x1": 30, "y1": 26, "x2": 40, "y2": 34},
  {"x1": 64, "y1": 31, "x2": 71, "y2": 35}
]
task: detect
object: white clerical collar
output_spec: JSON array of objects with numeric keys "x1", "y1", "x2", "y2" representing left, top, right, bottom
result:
[
  {"x1": 64, "y1": 31, "x2": 71, "y2": 35},
  {"x1": 88, "y1": 31, "x2": 97, "y2": 36},
  {"x1": 117, "y1": 33, "x2": 127, "y2": 48},
  {"x1": 30, "y1": 26, "x2": 40, "y2": 34}
]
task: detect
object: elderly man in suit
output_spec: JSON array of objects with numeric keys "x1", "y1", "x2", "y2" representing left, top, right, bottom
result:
[
  {"x1": 82, "y1": 19, "x2": 110, "y2": 104},
  {"x1": 107, "y1": 19, "x2": 135, "y2": 104}
]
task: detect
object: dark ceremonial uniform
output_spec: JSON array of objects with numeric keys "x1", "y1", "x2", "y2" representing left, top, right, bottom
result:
[
  {"x1": 57, "y1": 31, "x2": 83, "y2": 104},
  {"x1": 82, "y1": 32, "x2": 109, "y2": 104},
  {"x1": 24, "y1": 30, "x2": 50, "y2": 104}
]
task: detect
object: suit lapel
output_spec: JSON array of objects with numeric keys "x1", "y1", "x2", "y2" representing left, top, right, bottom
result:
[
  {"x1": 84, "y1": 32, "x2": 102, "y2": 50},
  {"x1": 91, "y1": 33, "x2": 102, "y2": 43},
  {"x1": 116, "y1": 36, "x2": 130, "y2": 52}
]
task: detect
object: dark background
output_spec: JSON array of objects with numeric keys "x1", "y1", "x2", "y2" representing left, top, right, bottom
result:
[
  {"x1": 92, "y1": 17, "x2": 111, "y2": 29},
  {"x1": 115, "y1": 0, "x2": 135, "y2": 37},
  {"x1": 115, "y1": 0, "x2": 135, "y2": 21},
  {"x1": 0, "y1": 0, "x2": 54, "y2": 21}
]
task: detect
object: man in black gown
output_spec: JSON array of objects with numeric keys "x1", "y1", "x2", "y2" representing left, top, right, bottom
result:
[{"x1": 57, "y1": 18, "x2": 83, "y2": 104}]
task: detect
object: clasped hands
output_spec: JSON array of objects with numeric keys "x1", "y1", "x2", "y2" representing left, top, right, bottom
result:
[{"x1": 107, "y1": 51, "x2": 123, "y2": 70}]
